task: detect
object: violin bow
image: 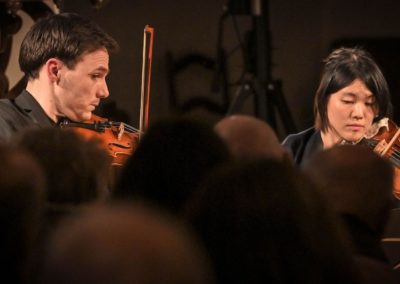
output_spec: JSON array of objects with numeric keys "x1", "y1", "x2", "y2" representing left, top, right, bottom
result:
[{"x1": 139, "y1": 25, "x2": 154, "y2": 139}]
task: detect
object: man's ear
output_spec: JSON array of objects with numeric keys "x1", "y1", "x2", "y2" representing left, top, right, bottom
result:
[{"x1": 46, "y1": 58, "x2": 62, "y2": 83}]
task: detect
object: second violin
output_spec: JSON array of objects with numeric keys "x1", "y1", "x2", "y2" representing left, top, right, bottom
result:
[{"x1": 363, "y1": 117, "x2": 400, "y2": 199}]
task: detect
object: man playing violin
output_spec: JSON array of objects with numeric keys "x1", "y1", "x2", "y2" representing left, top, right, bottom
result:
[
  {"x1": 0, "y1": 13, "x2": 118, "y2": 142},
  {"x1": 282, "y1": 47, "x2": 393, "y2": 165}
]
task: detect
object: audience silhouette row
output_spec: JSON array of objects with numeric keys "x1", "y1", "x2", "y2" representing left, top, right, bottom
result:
[{"x1": 0, "y1": 114, "x2": 399, "y2": 283}]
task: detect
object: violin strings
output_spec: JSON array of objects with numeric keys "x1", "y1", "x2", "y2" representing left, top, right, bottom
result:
[
  {"x1": 109, "y1": 122, "x2": 141, "y2": 133},
  {"x1": 389, "y1": 149, "x2": 400, "y2": 161},
  {"x1": 364, "y1": 140, "x2": 400, "y2": 167},
  {"x1": 123, "y1": 124, "x2": 140, "y2": 133},
  {"x1": 384, "y1": 148, "x2": 400, "y2": 167}
]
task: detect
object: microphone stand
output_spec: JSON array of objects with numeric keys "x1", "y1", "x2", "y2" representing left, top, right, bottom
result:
[{"x1": 227, "y1": 0, "x2": 297, "y2": 136}]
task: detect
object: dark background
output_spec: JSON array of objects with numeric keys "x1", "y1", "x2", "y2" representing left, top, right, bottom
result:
[{"x1": 3, "y1": 0, "x2": 400, "y2": 140}]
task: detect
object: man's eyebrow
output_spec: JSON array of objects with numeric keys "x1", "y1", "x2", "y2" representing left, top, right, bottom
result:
[{"x1": 93, "y1": 66, "x2": 109, "y2": 74}]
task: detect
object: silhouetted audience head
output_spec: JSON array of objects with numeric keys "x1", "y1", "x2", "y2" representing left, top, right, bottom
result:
[
  {"x1": 302, "y1": 144, "x2": 399, "y2": 281},
  {"x1": 0, "y1": 144, "x2": 45, "y2": 283},
  {"x1": 302, "y1": 144, "x2": 394, "y2": 236},
  {"x1": 15, "y1": 128, "x2": 112, "y2": 207},
  {"x1": 114, "y1": 116, "x2": 230, "y2": 214},
  {"x1": 185, "y1": 159, "x2": 361, "y2": 284},
  {"x1": 41, "y1": 202, "x2": 214, "y2": 284},
  {"x1": 214, "y1": 114, "x2": 287, "y2": 160},
  {"x1": 354, "y1": 255, "x2": 400, "y2": 284},
  {"x1": 13, "y1": 128, "x2": 112, "y2": 243},
  {"x1": 382, "y1": 208, "x2": 400, "y2": 274}
]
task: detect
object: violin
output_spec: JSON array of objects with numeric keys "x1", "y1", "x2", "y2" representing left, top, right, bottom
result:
[
  {"x1": 59, "y1": 114, "x2": 140, "y2": 166},
  {"x1": 59, "y1": 25, "x2": 154, "y2": 166},
  {"x1": 363, "y1": 118, "x2": 400, "y2": 199}
]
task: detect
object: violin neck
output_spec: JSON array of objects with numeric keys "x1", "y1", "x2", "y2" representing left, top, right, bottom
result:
[{"x1": 59, "y1": 118, "x2": 106, "y2": 132}]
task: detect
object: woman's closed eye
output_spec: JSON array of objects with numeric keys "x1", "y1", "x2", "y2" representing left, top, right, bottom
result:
[{"x1": 341, "y1": 99, "x2": 354, "y2": 104}]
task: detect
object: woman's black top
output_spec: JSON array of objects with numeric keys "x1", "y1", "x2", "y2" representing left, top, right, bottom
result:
[{"x1": 281, "y1": 127, "x2": 323, "y2": 165}]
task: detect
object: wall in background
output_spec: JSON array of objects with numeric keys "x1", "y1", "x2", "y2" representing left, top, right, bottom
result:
[{"x1": 4, "y1": 0, "x2": 400, "y2": 139}]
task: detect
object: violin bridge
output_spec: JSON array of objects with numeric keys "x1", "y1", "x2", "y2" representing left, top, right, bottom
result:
[
  {"x1": 118, "y1": 123, "x2": 125, "y2": 141},
  {"x1": 374, "y1": 139, "x2": 387, "y2": 155}
]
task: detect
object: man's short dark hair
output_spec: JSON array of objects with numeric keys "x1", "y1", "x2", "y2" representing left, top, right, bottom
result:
[{"x1": 19, "y1": 13, "x2": 119, "y2": 79}]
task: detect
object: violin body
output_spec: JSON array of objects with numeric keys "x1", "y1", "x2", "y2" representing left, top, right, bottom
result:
[
  {"x1": 59, "y1": 114, "x2": 140, "y2": 166},
  {"x1": 363, "y1": 118, "x2": 400, "y2": 199}
]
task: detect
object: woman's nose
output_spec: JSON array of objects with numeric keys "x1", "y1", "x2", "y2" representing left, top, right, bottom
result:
[{"x1": 352, "y1": 103, "x2": 365, "y2": 118}]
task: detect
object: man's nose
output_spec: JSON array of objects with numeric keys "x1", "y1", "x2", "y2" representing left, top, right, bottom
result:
[{"x1": 98, "y1": 81, "x2": 110, "y2": 98}]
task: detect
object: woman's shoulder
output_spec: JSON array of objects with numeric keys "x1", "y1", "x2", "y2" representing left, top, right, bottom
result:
[
  {"x1": 281, "y1": 127, "x2": 321, "y2": 165},
  {"x1": 282, "y1": 127, "x2": 317, "y2": 147}
]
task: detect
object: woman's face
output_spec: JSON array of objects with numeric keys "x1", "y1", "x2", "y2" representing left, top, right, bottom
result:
[{"x1": 324, "y1": 79, "x2": 377, "y2": 145}]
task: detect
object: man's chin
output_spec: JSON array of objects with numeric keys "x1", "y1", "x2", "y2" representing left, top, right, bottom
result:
[{"x1": 78, "y1": 112, "x2": 92, "y2": 122}]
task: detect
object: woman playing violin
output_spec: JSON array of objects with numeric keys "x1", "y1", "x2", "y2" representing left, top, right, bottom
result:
[
  {"x1": 0, "y1": 13, "x2": 118, "y2": 142},
  {"x1": 282, "y1": 47, "x2": 393, "y2": 165}
]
